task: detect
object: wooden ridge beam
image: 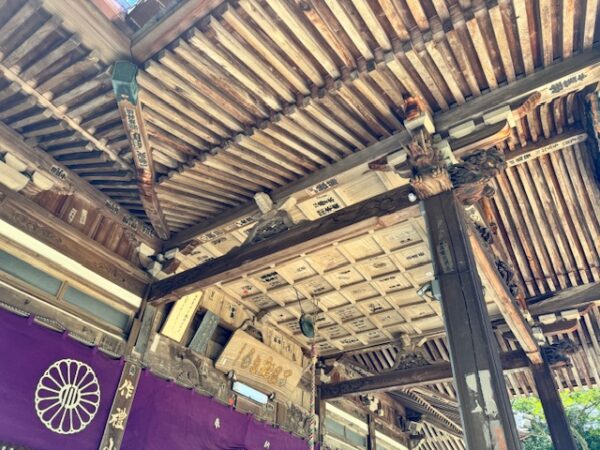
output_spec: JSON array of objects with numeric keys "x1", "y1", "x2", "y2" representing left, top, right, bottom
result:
[
  {"x1": 149, "y1": 184, "x2": 418, "y2": 302},
  {"x1": 131, "y1": 0, "x2": 224, "y2": 62},
  {"x1": 321, "y1": 350, "x2": 529, "y2": 400},
  {"x1": 112, "y1": 61, "x2": 170, "y2": 240},
  {"x1": 165, "y1": 129, "x2": 413, "y2": 248},
  {"x1": 41, "y1": 0, "x2": 130, "y2": 63},
  {"x1": 0, "y1": 121, "x2": 160, "y2": 248}
]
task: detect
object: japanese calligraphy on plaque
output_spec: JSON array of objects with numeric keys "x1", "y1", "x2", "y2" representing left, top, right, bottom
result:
[
  {"x1": 98, "y1": 361, "x2": 140, "y2": 450},
  {"x1": 216, "y1": 331, "x2": 303, "y2": 399},
  {"x1": 161, "y1": 291, "x2": 203, "y2": 342}
]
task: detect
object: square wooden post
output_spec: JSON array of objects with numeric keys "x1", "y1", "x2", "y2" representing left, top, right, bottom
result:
[
  {"x1": 366, "y1": 414, "x2": 377, "y2": 450},
  {"x1": 530, "y1": 362, "x2": 577, "y2": 450},
  {"x1": 424, "y1": 191, "x2": 522, "y2": 450}
]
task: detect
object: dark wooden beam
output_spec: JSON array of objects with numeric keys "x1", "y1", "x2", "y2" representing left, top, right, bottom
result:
[
  {"x1": 165, "y1": 130, "x2": 413, "y2": 248},
  {"x1": 367, "y1": 414, "x2": 377, "y2": 450},
  {"x1": 320, "y1": 350, "x2": 529, "y2": 400},
  {"x1": 425, "y1": 191, "x2": 521, "y2": 449},
  {"x1": 529, "y1": 282, "x2": 600, "y2": 316},
  {"x1": 435, "y1": 49, "x2": 600, "y2": 132},
  {"x1": 530, "y1": 362, "x2": 577, "y2": 450},
  {"x1": 149, "y1": 184, "x2": 418, "y2": 302}
]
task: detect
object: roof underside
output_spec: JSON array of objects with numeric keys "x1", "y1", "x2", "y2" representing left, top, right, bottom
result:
[{"x1": 1, "y1": 1, "x2": 600, "y2": 449}]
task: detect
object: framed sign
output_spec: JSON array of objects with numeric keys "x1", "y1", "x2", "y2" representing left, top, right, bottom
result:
[{"x1": 216, "y1": 331, "x2": 303, "y2": 399}]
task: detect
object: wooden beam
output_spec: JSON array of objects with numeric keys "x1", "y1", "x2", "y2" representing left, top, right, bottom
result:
[
  {"x1": 529, "y1": 282, "x2": 600, "y2": 316},
  {"x1": 0, "y1": 185, "x2": 150, "y2": 297},
  {"x1": 321, "y1": 350, "x2": 529, "y2": 400},
  {"x1": 424, "y1": 191, "x2": 521, "y2": 450},
  {"x1": 435, "y1": 49, "x2": 600, "y2": 132},
  {"x1": 469, "y1": 226, "x2": 543, "y2": 364},
  {"x1": 530, "y1": 362, "x2": 577, "y2": 450},
  {"x1": 0, "y1": 60, "x2": 131, "y2": 171},
  {"x1": 0, "y1": 121, "x2": 160, "y2": 248},
  {"x1": 149, "y1": 184, "x2": 418, "y2": 302},
  {"x1": 41, "y1": 0, "x2": 130, "y2": 63},
  {"x1": 367, "y1": 414, "x2": 377, "y2": 450},
  {"x1": 112, "y1": 61, "x2": 170, "y2": 240},
  {"x1": 505, "y1": 130, "x2": 588, "y2": 167},
  {"x1": 131, "y1": 0, "x2": 224, "y2": 62},
  {"x1": 165, "y1": 130, "x2": 413, "y2": 247}
]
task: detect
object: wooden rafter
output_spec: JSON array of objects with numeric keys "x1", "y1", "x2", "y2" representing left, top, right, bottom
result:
[
  {"x1": 165, "y1": 129, "x2": 413, "y2": 247},
  {"x1": 0, "y1": 121, "x2": 160, "y2": 248},
  {"x1": 435, "y1": 49, "x2": 600, "y2": 132},
  {"x1": 0, "y1": 60, "x2": 131, "y2": 171},
  {"x1": 40, "y1": 0, "x2": 130, "y2": 63}
]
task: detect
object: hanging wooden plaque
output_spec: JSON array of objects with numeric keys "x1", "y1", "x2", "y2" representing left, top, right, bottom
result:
[{"x1": 216, "y1": 331, "x2": 303, "y2": 399}]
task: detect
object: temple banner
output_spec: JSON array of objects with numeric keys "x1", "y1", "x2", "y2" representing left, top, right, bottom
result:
[
  {"x1": 0, "y1": 307, "x2": 121, "y2": 450},
  {"x1": 216, "y1": 330, "x2": 303, "y2": 399}
]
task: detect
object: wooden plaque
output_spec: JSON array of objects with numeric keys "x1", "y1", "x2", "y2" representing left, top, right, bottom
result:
[{"x1": 216, "y1": 330, "x2": 303, "y2": 399}]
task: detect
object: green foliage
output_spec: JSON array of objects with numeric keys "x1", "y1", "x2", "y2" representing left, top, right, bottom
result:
[{"x1": 512, "y1": 387, "x2": 600, "y2": 450}]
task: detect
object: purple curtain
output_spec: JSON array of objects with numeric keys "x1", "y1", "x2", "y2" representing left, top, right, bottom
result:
[
  {"x1": 0, "y1": 307, "x2": 122, "y2": 450},
  {"x1": 122, "y1": 370, "x2": 310, "y2": 450}
]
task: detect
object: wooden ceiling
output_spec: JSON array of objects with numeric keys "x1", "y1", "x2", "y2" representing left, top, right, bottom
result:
[
  {"x1": 0, "y1": 0, "x2": 598, "y2": 240},
  {"x1": 0, "y1": 0, "x2": 148, "y2": 222}
]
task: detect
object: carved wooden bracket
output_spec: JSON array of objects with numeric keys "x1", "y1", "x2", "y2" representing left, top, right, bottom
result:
[{"x1": 405, "y1": 128, "x2": 453, "y2": 199}]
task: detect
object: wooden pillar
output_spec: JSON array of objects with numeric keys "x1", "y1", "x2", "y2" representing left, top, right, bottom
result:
[
  {"x1": 98, "y1": 360, "x2": 141, "y2": 450},
  {"x1": 366, "y1": 414, "x2": 377, "y2": 450},
  {"x1": 530, "y1": 362, "x2": 577, "y2": 450},
  {"x1": 424, "y1": 191, "x2": 522, "y2": 450}
]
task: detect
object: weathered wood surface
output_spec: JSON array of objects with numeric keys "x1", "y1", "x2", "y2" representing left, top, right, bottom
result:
[
  {"x1": 113, "y1": 62, "x2": 170, "y2": 239},
  {"x1": 321, "y1": 350, "x2": 530, "y2": 399},
  {"x1": 150, "y1": 184, "x2": 417, "y2": 302},
  {"x1": 0, "y1": 118, "x2": 160, "y2": 249},
  {"x1": 40, "y1": 0, "x2": 130, "y2": 63},
  {"x1": 131, "y1": 0, "x2": 224, "y2": 62},
  {"x1": 530, "y1": 362, "x2": 578, "y2": 450},
  {"x1": 435, "y1": 49, "x2": 600, "y2": 132},
  {"x1": 469, "y1": 226, "x2": 543, "y2": 364},
  {"x1": 529, "y1": 283, "x2": 600, "y2": 316},
  {"x1": 505, "y1": 131, "x2": 587, "y2": 167},
  {"x1": 216, "y1": 330, "x2": 303, "y2": 399},
  {"x1": 165, "y1": 130, "x2": 412, "y2": 247},
  {"x1": 0, "y1": 185, "x2": 150, "y2": 297},
  {"x1": 424, "y1": 191, "x2": 521, "y2": 450},
  {"x1": 98, "y1": 360, "x2": 141, "y2": 450}
]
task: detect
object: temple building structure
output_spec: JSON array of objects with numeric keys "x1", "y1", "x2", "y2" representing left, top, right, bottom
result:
[{"x1": 0, "y1": 0, "x2": 599, "y2": 449}]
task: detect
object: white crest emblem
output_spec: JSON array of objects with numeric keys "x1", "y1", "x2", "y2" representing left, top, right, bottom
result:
[
  {"x1": 214, "y1": 417, "x2": 221, "y2": 429},
  {"x1": 264, "y1": 440, "x2": 271, "y2": 449},
  {"x1": 35, "y1": 359, "x2": 101, "y2": 434}
]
